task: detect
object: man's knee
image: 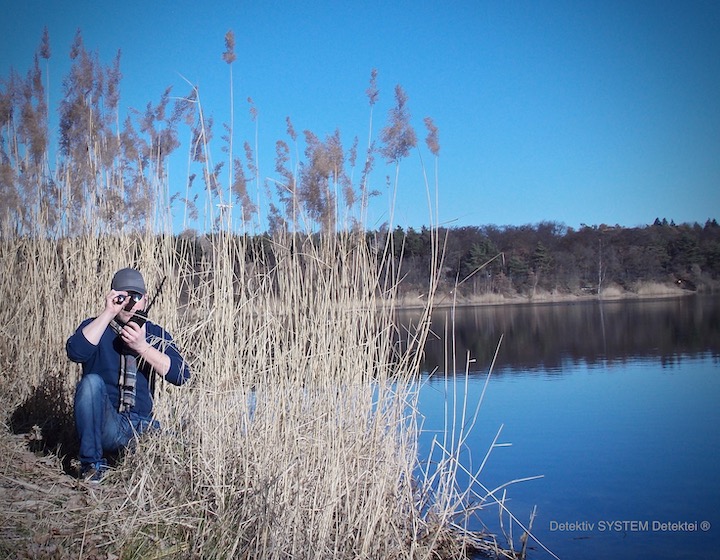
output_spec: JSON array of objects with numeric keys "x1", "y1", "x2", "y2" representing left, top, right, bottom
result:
[
  {"x1": 77, "y1": 372, "x2": 103, "y2": 390},
  {"x1": 74, "y1": 373, "x2": 105, "y2": 404}
]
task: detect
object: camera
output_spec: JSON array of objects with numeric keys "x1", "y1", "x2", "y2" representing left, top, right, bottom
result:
[{"x1": 128, "y1": 310, "x2": 147, "y2": 327}]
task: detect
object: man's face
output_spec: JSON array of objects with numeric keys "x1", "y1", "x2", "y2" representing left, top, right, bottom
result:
[{"x1": 117, "y1": 291, "x2": 146, "y2": 322}]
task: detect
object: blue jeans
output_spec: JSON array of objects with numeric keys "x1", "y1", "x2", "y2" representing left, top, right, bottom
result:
[{"x1": 74, "y1": 373, "x2": 158, "y2": 468}]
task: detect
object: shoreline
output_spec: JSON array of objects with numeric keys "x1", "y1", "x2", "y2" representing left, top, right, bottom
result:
[{"x1": 397, "y1": 283, "x2": 704, "y2": 310}]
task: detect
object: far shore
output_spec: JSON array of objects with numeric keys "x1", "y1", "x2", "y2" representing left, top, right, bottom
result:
[{"x1": 397, "y1": 281, "x2": 709, "y2": 310}]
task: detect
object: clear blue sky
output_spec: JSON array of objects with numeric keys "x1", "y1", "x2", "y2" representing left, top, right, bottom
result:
[{"x1": 2, "y1": 0, "x2": 718, "y2": 231}]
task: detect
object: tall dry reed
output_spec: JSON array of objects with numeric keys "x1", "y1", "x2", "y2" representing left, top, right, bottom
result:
[
  {"x1": 3, "y1": 218, "x2": 504, "y2": 558},
  {"x1": 0, "y1": 36, "x2": 541, "y2": 556},
  {"x1": 112, "y1": 229, "x2": 439, "y2": 558}
]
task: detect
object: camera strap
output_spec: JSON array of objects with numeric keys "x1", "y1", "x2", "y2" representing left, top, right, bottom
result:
[{"x1": 137, "y1": 275, "x2": 166, "y2": 399}]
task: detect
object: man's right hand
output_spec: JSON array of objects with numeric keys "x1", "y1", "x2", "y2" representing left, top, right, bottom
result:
[
  {"x1": 81, "y1": 290, "x2": 127, "y2": 345},
  {"x1": 105, "y1": 290, "x2": 128, "y2": 316}
]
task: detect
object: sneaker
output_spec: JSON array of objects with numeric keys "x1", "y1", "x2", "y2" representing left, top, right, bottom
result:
[{"x1": 81, "y1": 461, "x2": 108, "y2": 483}]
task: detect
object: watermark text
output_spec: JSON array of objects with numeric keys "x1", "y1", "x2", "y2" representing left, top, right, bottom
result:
[{"x1": 549, "y1": 519, "x2": 711, "y2": 533}]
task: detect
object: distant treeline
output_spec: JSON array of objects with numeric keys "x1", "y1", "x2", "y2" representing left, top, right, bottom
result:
[
  {"x1": 388, "y1": 218, "x2": 720, "y2": 297},
  {"x1": 174, "y1": 218, "x2": 720, "y2": 299}
]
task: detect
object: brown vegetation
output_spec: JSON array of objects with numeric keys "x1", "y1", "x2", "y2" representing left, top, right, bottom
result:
[{"x1": 0, "y1": 29, "x2": 549, "y2": 560}]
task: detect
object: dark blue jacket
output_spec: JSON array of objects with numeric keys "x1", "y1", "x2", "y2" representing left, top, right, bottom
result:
[{"x1": 66, "y1": 319, "x2": 190, "y2": 418}]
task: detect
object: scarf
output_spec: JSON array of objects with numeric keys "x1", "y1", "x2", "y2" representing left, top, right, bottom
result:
[{"x1": 110, "y1": 320, "x2": 138, "y2": 412}]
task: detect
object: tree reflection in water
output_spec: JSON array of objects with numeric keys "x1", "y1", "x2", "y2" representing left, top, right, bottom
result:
[{"x1": 397, "y1": 295, "x2": 720, "y2": 375}]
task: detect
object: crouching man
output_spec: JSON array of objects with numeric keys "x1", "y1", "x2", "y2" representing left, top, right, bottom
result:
[{"x1": 66, "y1": 268, "x2": 190, "y2": 481}]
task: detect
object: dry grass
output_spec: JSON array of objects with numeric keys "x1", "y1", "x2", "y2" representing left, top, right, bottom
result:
[
  {"x1": 0, "y1": 52, "x2": 536, "y2": 557},
  {"x1": 0, "y1": 222, "x2": 529, "y2": 559}
]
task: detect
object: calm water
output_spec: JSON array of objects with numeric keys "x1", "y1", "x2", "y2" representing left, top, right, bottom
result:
[{"x1": 400, "y1": 296, "x2": 720, "y2": 560}]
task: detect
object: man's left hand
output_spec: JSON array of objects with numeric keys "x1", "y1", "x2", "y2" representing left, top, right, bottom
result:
[{"x1": 121, "y1": 321, "x2": 150, "y2": 355}]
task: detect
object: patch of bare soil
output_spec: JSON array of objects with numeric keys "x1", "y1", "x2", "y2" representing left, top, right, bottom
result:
[{"x1": 0, "y1": 426, "x2": 125, "y2": 559}]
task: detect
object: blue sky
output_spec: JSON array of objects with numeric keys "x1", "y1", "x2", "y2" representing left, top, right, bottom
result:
[{"x1": 2, "y1": 0, "x2": 718, "y2": 231}]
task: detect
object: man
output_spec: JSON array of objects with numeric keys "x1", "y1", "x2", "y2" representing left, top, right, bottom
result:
[{"x1": 66, "y1": 268, "x2": 190, "y2": 481}]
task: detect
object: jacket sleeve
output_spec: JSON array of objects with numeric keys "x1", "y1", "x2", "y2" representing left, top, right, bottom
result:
[
  {"x1": 148, "y1": 325, "x2": 191, "y2": 386},
  {"x1": 66, "y1": 318, "x2": 97, "y2": 363}
]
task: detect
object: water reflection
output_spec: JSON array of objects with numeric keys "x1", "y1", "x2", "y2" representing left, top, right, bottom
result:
[
  {"x1": 398, "y1": 295, "x2": 720, "y2": 374},
  {"x1": 410, "y1": 296, "x2": 720, "y2": 560}
]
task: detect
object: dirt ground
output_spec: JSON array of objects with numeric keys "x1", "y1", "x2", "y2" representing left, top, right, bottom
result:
[{"x1": 0, "y1": 425, "x2": 125, "y2": 560}]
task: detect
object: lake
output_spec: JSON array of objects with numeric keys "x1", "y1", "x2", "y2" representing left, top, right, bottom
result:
[{"x1": 399, "y1": 295, "x2": 720, "y2": 560}]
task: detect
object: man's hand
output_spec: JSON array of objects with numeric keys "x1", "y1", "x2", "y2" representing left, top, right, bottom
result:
[
  {"x1": 120, "y1": 320, "x2": 150, "y2": 355},
  {"x1": 105, "y1": 290, "x2": 128, "y2": 317},
  {"x1": 82, "y1": 290, "x2": 128, "y2": 345},
  {"x1": 123, "y1": 322, "x2": 171, "y2": 376}
]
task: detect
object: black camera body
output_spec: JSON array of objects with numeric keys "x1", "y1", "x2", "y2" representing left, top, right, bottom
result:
[{"x1": 128, "y1": 310, "x2": 148, "y2": 327}]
